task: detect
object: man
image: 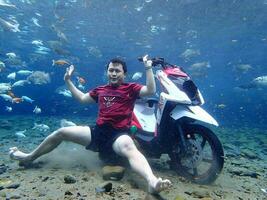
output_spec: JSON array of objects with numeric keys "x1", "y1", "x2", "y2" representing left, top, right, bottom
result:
[{"x1": 9, "y1": 55, "x2": 171, "y2": 194}]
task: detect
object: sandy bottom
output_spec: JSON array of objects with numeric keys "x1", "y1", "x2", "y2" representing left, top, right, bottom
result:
[{"x1": 0, "y1": 115, "x2": 266, "y2": 200}]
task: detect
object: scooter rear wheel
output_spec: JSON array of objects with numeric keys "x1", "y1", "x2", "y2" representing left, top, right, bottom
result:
[{"x1": 169, "y1": 124, "x2": 224, "y2": 184}]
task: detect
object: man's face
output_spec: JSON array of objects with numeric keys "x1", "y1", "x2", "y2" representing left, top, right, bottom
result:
[{"x1": 107, "y1": 62, "x2": 125, "y2": 86}]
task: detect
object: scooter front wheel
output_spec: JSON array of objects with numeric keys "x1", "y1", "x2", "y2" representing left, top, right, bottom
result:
[{"x1": 169, "y1": 124, "x2": 224, "y2": 184}]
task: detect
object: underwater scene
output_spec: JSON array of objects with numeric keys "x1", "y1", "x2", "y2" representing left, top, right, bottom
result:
[{"x1": 0, "y1": 0, "x2": 266, "y2": 199}]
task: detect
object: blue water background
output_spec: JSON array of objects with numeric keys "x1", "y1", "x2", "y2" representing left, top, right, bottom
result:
[{"x1": 0, "y1": 0, "x2": 267, "y2": 127}]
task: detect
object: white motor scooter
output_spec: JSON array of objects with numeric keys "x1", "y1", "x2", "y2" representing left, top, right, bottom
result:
[{"x1": 131, "y1": 57, "x2": 224, "y2": 184}]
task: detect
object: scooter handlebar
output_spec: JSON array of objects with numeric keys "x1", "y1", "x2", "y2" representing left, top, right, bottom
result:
[{"x1": 137, "y1": 56, "x2": 165, "y2": 67}]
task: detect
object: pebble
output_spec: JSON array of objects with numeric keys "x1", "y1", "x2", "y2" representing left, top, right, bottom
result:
[
  {"x1": 64, "y1": 190, "x2": 73, "y2": 195},
  {"x1": 174, "y1": 195, "x2": 185, "y2": 200},
  {"x1": 241, "y1": 149, "x2": 259, "y2": 159},
  {"x1": 63, "y1": 175, "x2": 76, "y2": 184},
  {"x1": 0, "y1": 164, "x2": 8, "y2": 174},
  {"x1": 191, "y1": 190, "x2": 211, "y2": 198},
  {"x1": 5, "y1": 183, "x2": 20, "y2": 189},
  {"x1": 95, "y1": 182, "x2": 112, "y2": 193},
  {"x1": 0, "y1": 120, "x2": 12, "y2": 130},
  {"x1": 102, "y1": 165, "x2": 125, "y2": 181},
  {"x1": 241, "y1": 171, "x2": 259, "y2": 178},
  {"x1": 0, "y1": 191, "x2": 6, "y2": 197}
]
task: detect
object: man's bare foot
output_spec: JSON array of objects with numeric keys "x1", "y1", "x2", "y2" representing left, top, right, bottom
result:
[
  {"x1": 9, "y1": 147, "x2": 32, "y2": 164},
  {"x1": 148, "y1": 177, "x2": 172, "y2": 194}
]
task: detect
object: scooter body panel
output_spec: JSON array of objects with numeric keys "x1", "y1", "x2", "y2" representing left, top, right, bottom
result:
[
  {"x1": 133, "y1": 101, "x2": 157, "y2": 132},
  {"x1": 170, "y1": 104, "x2": 219, "y2": 126}
]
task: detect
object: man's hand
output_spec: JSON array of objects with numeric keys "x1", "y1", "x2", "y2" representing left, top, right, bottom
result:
[
  {"x1": 64, "y1": 65, "x2": 74, "y2": 81},
  {"x1": 143, "y1": 55, "x2": 153, "y2": 69}
]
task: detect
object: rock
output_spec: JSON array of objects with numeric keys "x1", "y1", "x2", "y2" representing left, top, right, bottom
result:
[
  {"x1": 0, "y1": 120, "x2": 12, "y2": 130},
  {"x1": 191, "y1": 190, "x2": 211, "y2": 198},
  {"x1": 64, "y1": 175, "x2": 76, "y2": 184},
  {"x1": 9, "y1": 194, "x2": 21, "y2": 199},
  {"x1": 0, "y1": 191, "x2": 6, "y2": 197},
  {"x1": 65, "y1": 190, "x2": 73, "y2": 195},
  {"x1": 174, "y1": 195, "x2": 185, "y2": 200},
  {"x1": 228, "y1": 168, "x2": 243, "y2": 176},
  {"x1": 241, "y1": 149, "x2": 259, "y2": 159},
  {"x1": 41, "y1": 176, "x2": 49, "y2": 182},
  {"x1": 102, "y1": 165, "x2": 125, "y2": 181},
  {"x1": 241, "y1": 171, "x2": 259, "y2": 178},
  {"x1": 0, "y1": 179, "x2": 12, "y2": 188},
  {"x1": 0, "y1": 164, "x2": 8, "y2": 174},
  {"x1": 95, "y1": 182, "x2": 112, "y2": 193},
  {"x1": 5, "y1": 183, "x2": 20, "y2": 189}
]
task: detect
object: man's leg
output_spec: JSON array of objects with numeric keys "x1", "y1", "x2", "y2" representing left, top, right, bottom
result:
[
  {"x1": 9, "y1": 126, "x2": 91, "y2": 164},
  {"x1": 112, "y1": 135, "x2": 171, "y2": 194}
]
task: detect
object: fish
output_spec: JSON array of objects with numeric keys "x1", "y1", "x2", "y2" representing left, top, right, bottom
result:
[
  {"x1": 77, "y1": 76, "x2": 86, "y2": 84},
  {"x1": 17, "y1": 70, "x2": 33, "y2": 76},
  {"x1": 0, "y1": 94, "x2": 12, "y2": 102},
  {"x1": 32, "y1": 17, "x2": 41, "y2": 27},
  {"x1": 12, "y1": 80, "x2": 30, "y2": 87},
  {"x1": 51, "y1": 24, "x2": 68, "y2": 43},
  {"x1": 34, "y1": 45, "x2": 50, "y2": 55},
  {"x1": 52, "y1": 59, "x2": 70, "y2": 66},
  {"x1": 32, "y1": 123, "x2": 50, "y2": 132},
  {"x1": 32, "y1": 40, "x2": 43, "y2": 46},
  {"x1": 57, "y1": 89, "x2": 72, "y2": 97},
  {"x1": 87, "y1": 46, "x2": 102, "y2": 58},
  {"x1": 21, "y1": 96, "x2": 34, "y2": 103},
  {"x1": 36, "y1": 46, "x2": 50, "y2": 52},
  {"x1": 6, "y1": 52, "x2": 16, "y2": 58},
  {"x1": 33, "y1": 106, "x2": 41, "y2": 114},
  {"x1": 0, "y1": 0, "x2": 17, "y2": 8},
  {"x1": 5, "y1": 106, "x2": 12, "y2": 112},
  {"x1": 7, "y1": 72, "x2": 16, "y2": 80},
  {"x1": 60, "y1": 119, "x2": 76, "y2": 127},
  {"x1": 15, "y1": 130, "x2": 26, "y2": 138},
  {"x1": 0, "y1": 17, "x2": 20, "y2": 32},
  {"x1": 27, "y1": 71, "x2": 51, "y2": 85},
  {"x1": 53, "y1": 47, "x2": 70, "y2": 56},
  {"x1": 234, "y1": 64, "x2": 252, "y2": 73},
  {"x1": 12, "y1": 97, "x2": 23, "y2": 104},
  {"x1": 132, "y1": 72, "x2": 143, "y2": 80},
  {"x1": 34, "y1": 49, "x2": 49, "y2": 55},
  {"x1": 35, "y1": 12, "x2": 42, "y2": 17},
  {"x1": 180, "y1": 49, "x2": 200, "y2": 60},
  {"x1": 238, "y1": 75, "x2": 267, "y2": 89},
  {"x1": 48, "y1": 40, "x2": 70, "y2": 56},
  {"x1": 215, "y1": 104, "x2": 227, "y2": 109},
  {"x1": 0, "y1": 83, "x2": 11, "y2": 93},
  {"x1": 0, "y1": 61, "x2": 5, "y2": 72},
  {"x1": 189, "y1": 62, "x2": 211, "y2": 71},
  {"x1": 4, "y1": 57, "x2": 24, "y2": 68},
  {"x1": 150, "y1": 25, "x2": 160, "y2": 34}
]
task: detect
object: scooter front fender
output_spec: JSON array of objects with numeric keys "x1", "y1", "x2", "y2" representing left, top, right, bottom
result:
[{"x1": 170, "y1": 105, "x2": 219, "y2": 126}]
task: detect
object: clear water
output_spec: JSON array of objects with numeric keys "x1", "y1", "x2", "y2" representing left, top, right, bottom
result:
[
  {"x1": 1, "y1": 0, "x2": 266, "y2": 127},
  {"x1": 0, "y1": 1, "x2": 266, "y2": 199}
]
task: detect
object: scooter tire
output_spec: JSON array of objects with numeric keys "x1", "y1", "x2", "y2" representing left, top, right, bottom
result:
[{"x1": 169, "y1": 124, "x2": 224, "y2": 184}]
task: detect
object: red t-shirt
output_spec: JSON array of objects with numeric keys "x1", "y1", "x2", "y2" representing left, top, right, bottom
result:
[{"x1": 89, "y1": 83, "x2": 143, "y2": 129}]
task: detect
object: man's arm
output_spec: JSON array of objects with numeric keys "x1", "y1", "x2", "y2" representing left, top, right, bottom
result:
[
  {"x1": 64, "y1": 65, "x2": 95, "y2": 104},
  {"x1": 139, "y1": 55, "x2": 156, "y2": 97}
]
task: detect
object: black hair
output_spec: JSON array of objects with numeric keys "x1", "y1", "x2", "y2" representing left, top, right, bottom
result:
[{"x1": 106, "y1": 58, "x2": 127, "y2": 73}]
